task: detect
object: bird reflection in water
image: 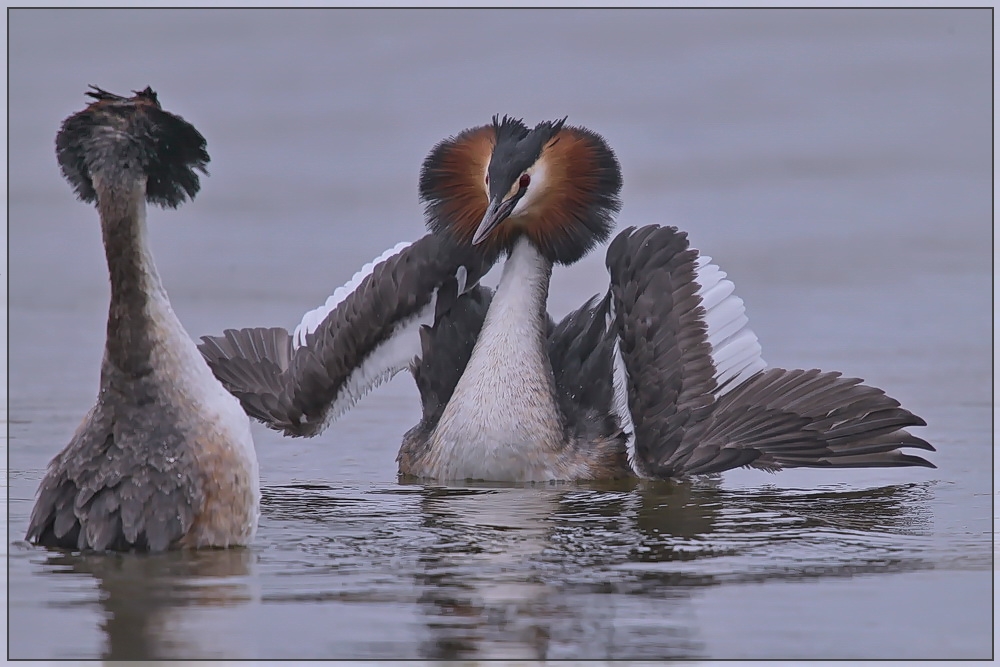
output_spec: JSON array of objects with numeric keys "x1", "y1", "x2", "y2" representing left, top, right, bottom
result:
[
  {"x1": 34, "y1": 548, "x2": 254, "y2": 660},
  {"x1": 25, "y1": 478, "x2": 934, "y2": 661},
  {"x1": 402, "y1": 479, "x2": 933, "y2": 660}
]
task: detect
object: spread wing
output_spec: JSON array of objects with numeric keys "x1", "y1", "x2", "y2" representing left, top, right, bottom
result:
[
  {"x1": 198, "y1": 232, "x2": 499, "y2": 437},
  {"x1": 606, "y1": 225, "x2": 934, "y2": 478}
]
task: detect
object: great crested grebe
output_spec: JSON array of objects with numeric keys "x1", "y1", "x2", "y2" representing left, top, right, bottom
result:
[
  {"x1": 26, "y1": 87, "x2": 260, "y2": 551},
  {"x1": 199, "y1": 115, "x2": 934, "y2": 482}
]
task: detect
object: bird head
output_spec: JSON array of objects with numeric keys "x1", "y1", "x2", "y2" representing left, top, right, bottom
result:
[
  {"x1": 56, "y1": 85, "x2": 209, "y2": 210},
  {"x1": 420, "y1": 115, "x2": 622, "y2": 265}
]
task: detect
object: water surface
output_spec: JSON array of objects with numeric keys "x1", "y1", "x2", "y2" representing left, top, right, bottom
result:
[{"x1": 6, "y1": 8, "x2": 993, "y2": 661}]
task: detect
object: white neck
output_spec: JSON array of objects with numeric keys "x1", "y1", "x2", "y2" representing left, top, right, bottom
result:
[{"x1": 429, "y1": 236, "x2": 566, "y2": 481}]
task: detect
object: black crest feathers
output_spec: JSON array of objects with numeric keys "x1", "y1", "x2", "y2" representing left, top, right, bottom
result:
[{"x1": 56, "y1": 85, "x2": 210, "y2": 209}]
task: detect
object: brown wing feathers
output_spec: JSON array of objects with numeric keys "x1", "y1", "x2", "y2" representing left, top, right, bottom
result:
[
  {"x1": 607, "y1": 225, "x2": 933, "y2": 477},
  {"x1": 607, "y1": 225, "x2": 720, "y2": 478},
  {"x1": 198, "y1": 233, "x2": 498, "y2": 437}
]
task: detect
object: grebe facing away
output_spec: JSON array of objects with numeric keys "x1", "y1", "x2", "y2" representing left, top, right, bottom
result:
[
  {"x1": 200, "y1": 116, "x2": 934, "y2": 482},
  {"x1": 26, "y1": 87, "x2": 259, "y2": 551}
]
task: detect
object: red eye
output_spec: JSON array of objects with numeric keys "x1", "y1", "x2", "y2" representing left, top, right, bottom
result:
[{"x1": 519, "y1": 173, "x2": 530, "y2": 188}]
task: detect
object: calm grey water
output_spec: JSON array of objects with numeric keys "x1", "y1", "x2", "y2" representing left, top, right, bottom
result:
[{"x1": 6, "y1": 8, "x2": 993, "y2": 661}]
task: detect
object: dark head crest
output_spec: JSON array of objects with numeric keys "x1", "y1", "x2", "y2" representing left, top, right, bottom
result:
[
  {"x1": 56, "y1": 85, "x2": 210, "y2": 209},
  {"x1": 486, "y1": 116, "x2": 567, "y2": 200}
]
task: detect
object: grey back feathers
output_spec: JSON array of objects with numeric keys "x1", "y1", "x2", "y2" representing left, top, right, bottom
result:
[
  {"x1": 28, "y1": 392, "x2": 204, "y2": 551},
  {"x1": 410, "y1": 284, "x2": 495, "y2": 434}
]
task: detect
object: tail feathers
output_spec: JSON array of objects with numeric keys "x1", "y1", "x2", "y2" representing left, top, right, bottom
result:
[
  {"x1": 665, "y1": 368, "x2": 935, "y2": 476},
  {"x1": 199, "y1": 327, "x2": 302, "y2": 432}
]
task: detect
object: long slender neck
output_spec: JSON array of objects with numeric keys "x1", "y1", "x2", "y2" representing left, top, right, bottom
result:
[
  {"x1": 431, "y1": 235, "x2": 566, "y2": 479},
  {"x1": 483, "y1": 234, "x2": 554, "y2": 354},
  {"x1": 97, "y1": 176, "x2": 169, "y2": 379}
]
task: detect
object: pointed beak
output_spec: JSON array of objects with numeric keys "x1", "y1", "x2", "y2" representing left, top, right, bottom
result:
[{"x1": 472, "y1": 196, "x2": 517, "y2": 245}]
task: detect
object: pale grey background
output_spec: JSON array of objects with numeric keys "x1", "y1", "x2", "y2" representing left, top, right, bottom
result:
[{"x1": 7, "y1": 8, "x2": 992, "y2": 660}]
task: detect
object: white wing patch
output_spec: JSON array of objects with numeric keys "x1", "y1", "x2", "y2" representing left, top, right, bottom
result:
[
  {"x1": 611, "y1": 335, "x2": 642, "y2": 477},
  {"x1": 319, "y1": 301, "x2": 436, "y2": 427},
  {"x1": 692, "y1": 253, "x2": 767, "y2": 397},
  {"x1": 292, "y1": 241, "x2": 413, "y2": 349}
]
